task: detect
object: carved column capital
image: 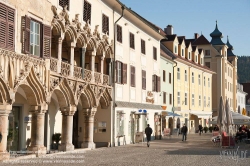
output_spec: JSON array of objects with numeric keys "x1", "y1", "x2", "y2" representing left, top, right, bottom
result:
[
  {"x1": 29, "y1": 105, "x2": 48, "y2": 114},
  {"x1": 60, "y1": 106, "x2": 77, "y2": 116},
  {"x1": 82, "y1": 107, "x2": 97, "y2": 117},
  {"x1": 0, "y1": 104, "x2": 12, "y2": 115},
  {"x1": 58, "y1": 37, "x2": 63, "y2": 44}
]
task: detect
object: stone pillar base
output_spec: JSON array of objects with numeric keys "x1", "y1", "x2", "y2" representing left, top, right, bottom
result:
[
  {"x1": 0, "y1": 152, "x2": 10, "y2": 161},
  {"x1": 27, "y1": 146, "x2": 46, "y2": 157},
  {"x1": 58, "y1": 143, "x2": 74, "y2": 152},
  {"x1": 81, "y1": 142, "x2": 96, "y2": 149}
]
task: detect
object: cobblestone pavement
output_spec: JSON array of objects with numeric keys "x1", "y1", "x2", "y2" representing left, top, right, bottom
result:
[{"x1": 1, "y1": 133, "x2": 250, "y2": 166}]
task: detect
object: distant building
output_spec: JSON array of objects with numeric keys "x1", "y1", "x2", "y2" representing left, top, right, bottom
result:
[{"x1": 236, "y1": 83, "x2": 247, "y2": 114}]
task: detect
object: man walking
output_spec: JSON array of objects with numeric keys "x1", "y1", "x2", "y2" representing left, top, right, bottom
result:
[
  {"x1": 145, "y1": 124, "x2": 153, "y2": 147},
  {"x1": 198, "y1": 124, "x2": 203, "y2": 135},
  {"x1": 181, "y1": 124, "x2": 188, "y2": 141}
]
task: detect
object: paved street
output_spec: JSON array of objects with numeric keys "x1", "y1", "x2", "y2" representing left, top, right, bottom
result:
[{"x1": 1, "y1": 133, "x2": 250, "y2": 166}]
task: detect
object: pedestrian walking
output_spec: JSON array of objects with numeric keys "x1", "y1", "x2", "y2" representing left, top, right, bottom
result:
[
  {"x1": 145, "y1": 124, "x2": 153, "y2": 147},
  {"x1": 181, "y1": 124, "x2": 188, "y2": 141},
  {"x1": 198, "y1": 124, "x2": 203, "y2": 135}
]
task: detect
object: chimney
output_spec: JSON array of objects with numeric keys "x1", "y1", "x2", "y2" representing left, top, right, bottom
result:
[
  {"x1": 164, "y1": 25, "x2": 173, "y2": 35},
  {"x1": 194, "y1": 33, "x2": 199, "y2": 39}
]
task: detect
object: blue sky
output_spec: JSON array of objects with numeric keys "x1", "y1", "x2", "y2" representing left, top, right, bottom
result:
[{"x1": 120, "y1": 0, "x2": 250, "y2": 56}]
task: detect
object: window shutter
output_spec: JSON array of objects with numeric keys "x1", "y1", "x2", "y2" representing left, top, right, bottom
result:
[
  {"x1": 157, "y1": 76, "x2": 161, "y2": 92},
  {"x1": 131, "y1": 66, "x2": 135, "y2": 87},
  {"x1": 24, "y1": 15, "x2": 30, "y2": 54},
  {"x1": 0, "y1": 4, "x2": 7, "y2": 48},
  {"x1": 6, "y1": 7, "x2": 15, "y2": 50},
  {"x1": 142, "y1": 70, "x2": 146, "y2": 90},
  {"x1": 122, "y1": 63, "x2": 127, "y2": 84},
  {"x1": 152, "y1": 75, "x2": 155, "y2": 91},
  {"x1": 43, "y1": 24, "x2": 51, "y2": 57}
]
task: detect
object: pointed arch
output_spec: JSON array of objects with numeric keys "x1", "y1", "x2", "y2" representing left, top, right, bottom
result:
[
  {"x1": 87, "y1": 38, "x2": 97, "y2": 51},
  {"x1": 79, "y1": 91, "x2": 91, "y2": 109},
  {"x1": 76, "y1": 32, "x2": 88, "y2": 48},
  {"x1": 59, "y1": 78, "x2": 76, "y2": 106},
  {"x1": 85, "y1": 84, "x2": 97, "y2": 107},
  {"x1": 53, "y1": 88, "x2": 69, "y2": 108},
  {"x1": 0, "y1": 77, "x2": 11, "y2": 104},
  {"x1": 64, "y1": 26, "x2": 76, "y2": 43},
  {"x1": 96, "y1": 41, "x2": 106, "y2": 55},
  {"x1": 52, "y1": 19, "x2": 66, "y2": 35},
  {"x1": 105, "y1": 45, "x2": 113, "y2": 58}
]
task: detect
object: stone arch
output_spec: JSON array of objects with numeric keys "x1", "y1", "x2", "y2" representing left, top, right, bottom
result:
[
  {"x1": 59, "y1": 78, "x2": 76, "y2": 106},
  {"x1": 64, "y1": 26, "x2": 76, "y2": 42},
  {"x1": 96, "y1": 41, "x2": 106, "y2": 56},
  {"x1": 76, "y1": 33, "x2": 88, "y2": 48},
  {"x1": 87, "y1": 38, "x2": 97, "y2": 51},
  {"x1": 0, "y1": 77, "x2": 11, "y2": 104},
  {"x1": 14, "y1": 67, "x2": 46, "y2": 105},
  {"x1": 85, "y1": 85, "x2": 97, "y2": 107},
  {"x1": 52, "y1": 20, "x2": 66, "y2": 36},
  {"x1": 52, "y1": 88, "x2": 69, "y2": 108},
  {"x1": 79, "y1": 91, "x2": 91, "y2": 109},
  {"x1": 105, "y1": 45, "x2": 113, "y2": 58},
  {"x1": 99, "y1": 93, "x2": 109, "y2": 109}
]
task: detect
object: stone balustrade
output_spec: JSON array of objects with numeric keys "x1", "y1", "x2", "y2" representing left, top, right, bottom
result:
[
  {"x1": 74, "y1": 66, "x2": 82, "y2": 79},
  {"x1": 0, "y1": 48, "x2": 46, "y2": 86},
  {"x1": 103, "y1": 74, "x2": 109, "y2": 85},
  {"x1": 94, "y1": 72, "x2": 101, "y2": 84},
  {"x1": 83, "y1": 69, "x2": 92, "y2": 82},
  {"x1": 50, "y1": 57, "x2": 58, "y2": 73},
  {"x1": 61, "y1": 61, "x2": 70, "y2": 77}
]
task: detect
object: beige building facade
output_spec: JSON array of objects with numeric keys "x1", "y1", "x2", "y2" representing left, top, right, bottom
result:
[
  {"x1": 0, "y1": 0, "x2": 114, "y2": 160},
  {"x1": 161, "y1": 26, "x2": 215, "y2": 133}
]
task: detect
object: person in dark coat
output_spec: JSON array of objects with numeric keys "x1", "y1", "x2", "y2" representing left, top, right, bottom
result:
[
  {"x1": 181, "y1": 124, "x2": 188, "y2": 141},
  {"x1": 145, "y1": 124, "x2": 153, "y2": 147},
  {"x1": 198, "y1": 124, "x2": 203, "y2": 135}
]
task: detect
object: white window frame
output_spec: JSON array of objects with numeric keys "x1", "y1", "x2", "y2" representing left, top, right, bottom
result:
[
  {"x1": 30, "y1": 20, "x2": 40, "y2": 56},
  {"x1": 117, "y1": 62, "x2": 122, "y2": 83}
]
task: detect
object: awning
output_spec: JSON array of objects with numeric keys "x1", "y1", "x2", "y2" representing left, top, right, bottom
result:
[
  {"x1": 165, "y1": 112, "x2": 182, "y2": 117},
  {"x1": 115, "y1": 101, "x2": 162, "y2": 110},
  {"x1": 190, "y1": 111, "x2": 212, "y2": 119}
]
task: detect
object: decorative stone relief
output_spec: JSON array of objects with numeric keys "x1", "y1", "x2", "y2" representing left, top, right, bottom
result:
[
  {"x1": 93, "y1": 25, "x2": 101, "y2": 40},
  {"x1": 51, "y1": 5, "x2": 70, "y2": 25},
  {"x1": 14, "y1": 61, "x2": 32, "y2": 89},
  {"x1": 68, "y1": 80, "x2": 76, "y2": 92},
  {"x1": 83, "y1": 20, "x2": 91, "y2": 37},
  {"x1": 49, "y1": 77, "x2": 62, "y2": 92},
  {"x1": 76, "y1": 82, "x2": 87, "y2": 100},
  {"x1": 72, "y1": 14, "x2": 82, "y2": 32},
  {"x1": 0, "y1": 66, "x2": 3, "y2": 77}
]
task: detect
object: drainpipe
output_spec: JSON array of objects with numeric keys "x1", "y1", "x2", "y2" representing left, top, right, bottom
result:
[
  {"x1": 172, "y1": 59, "x2": 177, "y2": 130},
  {"x1": 112, "y1": 5, "x2": 125, "y2": 147}
]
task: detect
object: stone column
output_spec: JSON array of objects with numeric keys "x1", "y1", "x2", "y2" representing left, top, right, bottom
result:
[
  {"x1": 99, "y1": 56, "x2": 104, "y2": 83},
  {"x1": 58, "y1": 106, "x2": 76, "y2": 151},
  {"x1": 0, "y1": 105, "x2": 11, "y2": 161},
  {"x1": 81, "y1": 108, "x2": 96, "y2": 149},
  {"x1": 28, "y1": 105, "x2": 47, "y2": 156},
  {"x1": 57, "y1": 37, "x2": 62, "y2": 73},
  {"x1": 90, "y1": 51, "x2": 96, "y2": 83},
  {"x1": 69, "y1": 42, "x2": 75, "y2": 77},
  {"x1": 81, "y1": 47, "x2": 86, "y2": 79}
]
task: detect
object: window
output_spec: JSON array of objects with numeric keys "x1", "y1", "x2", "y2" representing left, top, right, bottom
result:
[
  {"x1": 59, "y1": 0, "x2": 69, "y2": 10},
  {"x1": 188, "y1": 52, "x2": 191, "y2": 59},
  {"x1": 141, "y1": 39, "x2": 145, "y2": 54},
  {"x1": 116, "y1": 25, "x2": 122, "y2": 43},
  {"x1": 205, "y1": 62, "x2": 210, "y2": 68},
  {"x1": 0, "y1": 3, "x2": 15, "y2": 51},
  {"x1": 185, "y1": 93, "x2": 187, "y2": 105},
  {"x1": 30, "y1": 20, "x2": 40, "y2": 56},
  {"x1": 201, "y1": 58, "x2": 203, "y2": 65},
  {"x1": 142, "y1": 70, "x2": 146, "y2": 90},
  {"x1": 116, "y1": 61, "x2": 127, "y2": 84},
  {"x1": 152, "y1": 75, "x2": 160, "y2": 92},
  {"x1": 182, "y1": 49, "x2": 184, "y2": 57},
  {"x1": 177, "y1": 68, "x2": 180, "y2": 80},
  {"x1": 174, "y1": 45, "x2": 177, "y2": 53},
  {"x1": 177, "y1": 92, "x2": 180, "y2": 105},
  {"x1": 204, "y1": 77, "x2": 206, "y2": 86},
  {"x1": 192, "y1": 94, "x2": 194, "y2": 106},
  {"x1": 196, "y1": 55, "x2": 197, "y2": 62},
  {"x1": 163, "y1": 92, "x2": 166, "y2": 104},
  {"x1": 185, "y1": 70, "x2": 187, "y2": 82},
  {"x1": 23, "y1": 16, "x2": 51, "y2": 57},
  {"x1": 83, "y1": 0, "x2": 91, "y2": 24},
  {"x1": 204, "y1": 96, "x2": 206, "y2": 107},
  {"x1": 153, "y1": 47, "x2": 157, "y2": 60},
  {"x1": 130, "y1": 66, "x2": 135, "y2": 87},
  {"x1": 208, "y1": 97, "x2": 210, "y2": 107},
  {"x1": 169, "y1": 73, "x2": 171, "y2": 84},
  {"x1": 192, "y1": 72, "x2": 194, "y2": 83},
  {"x1": 198, "y1": 74, "x2": 201, "y2": 85},
  {"x1": 199, "y1": 95, "x2": 201, "y2": 106},
  {"x1": 169, "y1": 94, "x2": 172, "y2": 105},
  {"x1": 102, "y1": 14, "x2": 109, "y2": 35},
  {"x1": 225, "y1": 79, "x2": 227, "y2": 89},
  {"x1": 163, "y1": 70, "x2": 166, "y2": 82},
  {"x1": 208, "y1": 78, "x2": 210, "y2": 87},
  {"x1": 205, "y1": 50, "x2": 210, "y2": 56},
  {"x1": 129, "y1": 33, "x2": 134, "y2": 49}
]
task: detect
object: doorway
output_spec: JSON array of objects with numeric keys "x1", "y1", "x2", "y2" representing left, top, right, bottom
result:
[
  {"x1": 8, "y1": 106, "x2": 21, "y2": 151},
  {"x1": 72, "y1": 109, "x2": 79, "y2": 148}
]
